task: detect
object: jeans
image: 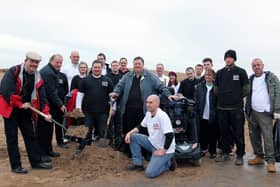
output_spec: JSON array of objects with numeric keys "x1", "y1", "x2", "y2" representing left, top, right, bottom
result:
[{"x1": 130, "y1": 133, "x2": 174, "y2": 178}]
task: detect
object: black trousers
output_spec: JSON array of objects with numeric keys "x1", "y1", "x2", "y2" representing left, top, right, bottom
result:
[
  {"x1": 217, "y1": 109, "x2": 245, "y2": 157},
  {"x1": 109, "y1": 110, "x2": 123, "y2": 148},
  {"x1": 199, "y1": 119, "x2": 218, "y2": 154},
  {"x1": 36, "y1": 117, "x2": 54, "y2": 155},
  {"x1": 121, "y1": 107, "x2": 145, "y2": 154},
  {"x1": 84, "y1": 112, "x2": 108, "y2": 141},
  {"x1": 3, "y1": 109, "x2": 42, "y2": 169},
  {"x1": 51, "y1": 108, "x2": 64, "y2": 145}
]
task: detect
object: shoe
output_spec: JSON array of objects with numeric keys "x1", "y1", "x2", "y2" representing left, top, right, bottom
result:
[
  {"x1": 248, "y1": 155, "x2": 264, "y2": 165},
  {"x1": 235, "y1": 156, "x2": 244, "y2": 166},
  {"x1": 169, "y1": 157, "x2": 177, "y2": 171},
  {"x1": 267, "y1": 163, "x2": 276, "y2": 173},
  {"x1": 41, "y1": 155, "x2": 52, "y2": 163},
  {"x1": 32, "y1": 162, "x2": 53, "y2": 169},
  {"x1": 47, "y1": 151, "x2": 60, "y2": 157},
  {"x1": 215, "y1": 154, "x2": 231, "y2": 162},
  {"x1": 124, "y1": 164, "x2": 144, "y2": 171},
  {"x1": 12, "y1": 166, "x2": 28, "y2": 174},
  {"x1": 210, "y1": 154, "x2": 217, "y2": 159}
]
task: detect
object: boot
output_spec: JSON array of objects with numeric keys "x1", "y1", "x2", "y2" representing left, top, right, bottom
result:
[
  {"x1": 248, "y1": 155, "x2": 264, "y2": 165},
  {"x1": 267, "y1": 163, "x2": 276, "y2": 173}
]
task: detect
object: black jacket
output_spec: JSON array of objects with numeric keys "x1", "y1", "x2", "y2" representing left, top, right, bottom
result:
[
  {"x1": 215, "y1": 65, "x2": 249, "y2": 109},
  {"x1": 57, "y1": 72, "x2": 68, "y2": 102},
  {"x1": 40, "y1": 63, "x2": 63, "y2": 109},
  {"x1": 195, "y1": 81, "x2": 217, "y2": 124}
]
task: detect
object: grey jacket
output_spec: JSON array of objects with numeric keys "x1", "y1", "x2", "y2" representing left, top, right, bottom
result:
[
  {"x1": 114, "y1": 69, "x2": 171, "y2": 115},
  {"x1": 246, "y1": 71, "x2": 280, "y2": 116}
]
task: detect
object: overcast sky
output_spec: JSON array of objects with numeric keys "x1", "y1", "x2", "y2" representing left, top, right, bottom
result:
[{"x1": 0, "y1": 0, "x2": 279, "y2": 76}]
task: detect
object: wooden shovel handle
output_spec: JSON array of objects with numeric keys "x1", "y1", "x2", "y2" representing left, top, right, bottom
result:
[{"x1": 28, "y1": 105, "x2": 48, "y2": 118}]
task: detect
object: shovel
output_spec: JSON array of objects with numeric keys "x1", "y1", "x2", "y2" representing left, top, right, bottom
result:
[
  {"x1": 97, "y1": 105, "x2": 114, "y2": 147},
  {"x1": 28, "y1": 105, "x2": 67, "y2": 130}
]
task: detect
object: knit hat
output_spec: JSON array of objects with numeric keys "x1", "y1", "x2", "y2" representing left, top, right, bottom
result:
[
  {"x1": 224, "y1": 49, "x2": 237, "y2": 61},
  {"x1": 168, "y1": 71, "x2": 177, "y2": 77}
]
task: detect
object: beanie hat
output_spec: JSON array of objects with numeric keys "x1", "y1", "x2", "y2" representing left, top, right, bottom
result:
[{"x1": 224, "y1": 49, "x2": 237, "y2": 61}]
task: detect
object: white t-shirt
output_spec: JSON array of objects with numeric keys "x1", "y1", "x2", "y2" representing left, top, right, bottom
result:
[
  {"x1": 141, "y1": 108, "x2": 176, "y2": 154},
  {"x1": 203, "y1": 84, "x2": 213, "y2": 120},
  {"x1": 156, "y1": 74, "x2": 169, "y2": 86},
  {"x1": 251, "y1": 73, "x2": 271, "y2": 112},
  {"x1": 61, "y1": 63, "x2": 79, "y2": 91}
]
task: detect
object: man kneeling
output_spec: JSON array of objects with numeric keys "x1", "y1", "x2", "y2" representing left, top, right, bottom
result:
[{"x1": 124, "y1": 95, "x2": 177, "y2": 178}]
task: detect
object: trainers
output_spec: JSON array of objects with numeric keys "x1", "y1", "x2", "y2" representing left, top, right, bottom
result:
[
  {"x1": 124, "y1": 164, "x2": 144, "y2": 171},
  {"x1": 169, "y1": 157, "x2": 177, "y2": 171},
  {"x1": 215, "y1": 154, "x2": 231, "y2": 162},
  {"x1": 235, "y1": 156, "x2": 244, "y2": 166},
  {"x1": 248, "y1": 155, "x2": 264, "y2": 165},
  {"x1": 267, "y1": 163, "x2": 276, "y2": 173}
]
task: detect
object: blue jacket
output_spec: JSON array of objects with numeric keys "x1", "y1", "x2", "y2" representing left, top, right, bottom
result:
[{"x1": 113, "y1": 69, "x2": 171, "y2": 115}]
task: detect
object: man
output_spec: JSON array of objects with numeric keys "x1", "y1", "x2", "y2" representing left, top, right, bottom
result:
[
  {"x1": 106, "y1": 60, "x2": 124, "y2": 149},
  {"x1": 111, "y1": 57, "x2": 172, "y2": 155},
  {"x1": 202, "y1": 57, "x2": 214, "y2": 71},
  {"x1": 76, "y1": 60, "x2": 114, "y2": 148},
  {"x1": 124, "y1": 95, "x2": 176, "y2": 178},
  {"x1": 195, "y1": 64, "x2": 204, "y2": 81},
  {"x1": 97, "y1": 53, "x2": 111, "y2": 75},
  {"x1": 39, "y1": 54, "x2": 66, "y2": 158},
  {"x1": 178, "y1": 67, "x2": 199, "y2": 100},
  {"x1": 246, "y1": 58, "x2": 280, "y2": 172},
  {"x1": 0, "y1": 52, "x2": 52, "y2": 174},
  {"x1": 61, "y1": 51, "x2": 80, "y2": 90},
  {"x1": 215, "y1": 49, "x2": 249, "y2": 165},
  {"x1": 155, "y1": 63, "x2": 169, "y2": 86},
  {"x1": 119, "y1": 57, "x2": 129, "y2": 75}
]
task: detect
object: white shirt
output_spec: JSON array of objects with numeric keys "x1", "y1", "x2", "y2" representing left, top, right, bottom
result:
[
  {"x1": 61, "y1": 63, "x2": 79, "y2": 91},
  {"x1": 170, "y1": 83, "x2": 180, "y2": 95},
  {"x1": 156, "y1": 74, "x2": 169, "y2": 86},
  {"x1": 251, "y1": 73, "x2": 271, "y2": 112},
  {"x1": 141, "y1": 108, "x2": 176, "y2": 154},
  {"x1": 203, "y1": 84, "x2": 213, "y2": 120}
]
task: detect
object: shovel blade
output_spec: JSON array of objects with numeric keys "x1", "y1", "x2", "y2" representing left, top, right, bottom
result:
[{"x1": 97, "y1": 138, "x2": 110, "y2": 148}]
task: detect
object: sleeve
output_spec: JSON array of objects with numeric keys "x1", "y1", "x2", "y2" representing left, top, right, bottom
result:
[
  {"x1": 63, "y1": 73, "x2": 69, "y2": 97},
  {"x1": 76, "y1": 92, "x2": 84, "y2": 109},
  {"x1": 178, "y1": 80, "x2": 184, "y2": 95},
  {"x1": 41, "y1": 72, "x2": 63, "y2": 108},
  {"x1": 107, "y1": 77, "x2": 114, "y2": 93},
  {"x1": 272, "y1": 74, "x2": 280, "y2": 113},
  {"x1": 113, "y1": 73, "x2": 128, "y2": 96},
  {"x1": 140, "y1": 113, "x2": 148, "y2": 128},
  {"x1": 0, "y1": 67, "x2": 18, "y2": 103},
  {"x1": 164, "y1": 133, "x2": 174, "y2": 150},
  {"x1": 160, "y1": 112, "x2": 173, "y2": 134},
  {"x1": 214, "y1": 71, "x2": 220, "y2": 94},
  {"x1": 240, "y1": 69, "x2": 250, "y2": 97},
  {"x1": 78, "y1": 78, "x2": 86, "y2": 93},
  {"x1": 38, "y1": 82, "x2": 50, "y2": 115}
]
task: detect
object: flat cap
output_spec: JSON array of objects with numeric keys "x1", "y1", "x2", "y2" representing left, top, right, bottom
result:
[{"x1": 25, "y1": 51, "x2": 42, "y2": 62}]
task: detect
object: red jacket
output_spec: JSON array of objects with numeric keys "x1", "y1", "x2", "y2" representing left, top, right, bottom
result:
[{"x1": 0, "y1": 64, "x2": 49, "y2": 118}]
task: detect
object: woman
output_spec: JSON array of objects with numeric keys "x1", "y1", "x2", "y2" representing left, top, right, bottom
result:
[
  {"x1": 167, "y1": 71, "x2": 180, "y2": 95},
  {"x1": 195, "y1": 68, "x2": 218, "y2": 159},
  {"x1": 70, "y1": 62, "x2": 88, "y2": 91}
]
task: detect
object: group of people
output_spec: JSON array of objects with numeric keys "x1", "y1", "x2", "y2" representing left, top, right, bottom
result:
[{"x1": 0, "y1": 49, "x2": 279, "y2": 177}]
